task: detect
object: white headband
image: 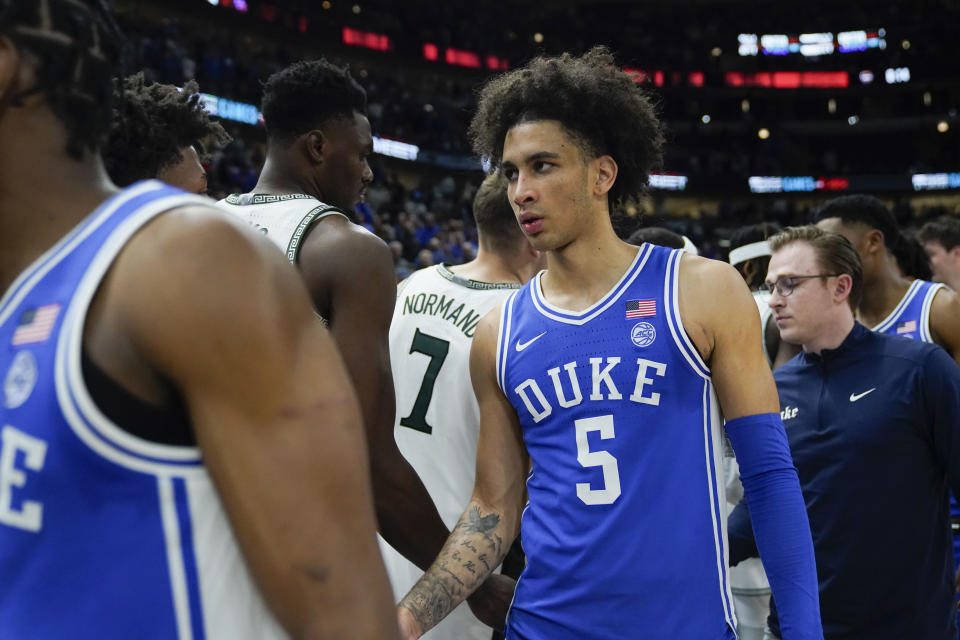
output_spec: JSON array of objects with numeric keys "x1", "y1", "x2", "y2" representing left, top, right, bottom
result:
[
  {"x1": 681, "y1": 235, "x2": 699, "y2": 256},
  {"x1": 728, "y1": 240, "x2": 771, "y2": 266}
]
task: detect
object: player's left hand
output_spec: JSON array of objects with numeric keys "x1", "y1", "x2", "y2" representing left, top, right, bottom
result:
[{"x1": 467, "y1": 573, "x2": 517, "y2": 631}]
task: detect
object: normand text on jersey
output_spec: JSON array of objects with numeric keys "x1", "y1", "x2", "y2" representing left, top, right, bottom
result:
[{"x1": 401, "y1": 292, "x2": 483, "y2": 338}]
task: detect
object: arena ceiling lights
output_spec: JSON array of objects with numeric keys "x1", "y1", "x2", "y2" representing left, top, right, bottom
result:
[{"x1": 738, "y1": 29, "x2": 886, "y2": 57}]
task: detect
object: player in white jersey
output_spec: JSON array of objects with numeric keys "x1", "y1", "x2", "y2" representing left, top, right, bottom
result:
[
  {"x1": 0, "y1": 3, "x2": 398, "y2": 638},
  {"x1": 218, "y1": 59, "x2": 512, "y2": 628},
  {"x1": 379, "y1": 172, "x2": 543, "y2": 640}
]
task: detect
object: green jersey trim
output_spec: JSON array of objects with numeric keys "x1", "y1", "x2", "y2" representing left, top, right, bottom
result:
[
  {"x1": 285, "y1": 206, "x2": 347, "y2": 263},
  {"x1": 437, "y1": 263, "x2": 523, "y2": 290},
  {"x1": 223, "y1": 193, "x2": 318, "y2": 205}
]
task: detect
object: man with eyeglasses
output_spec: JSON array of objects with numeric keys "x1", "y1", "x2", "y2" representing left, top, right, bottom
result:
[{"x1": 728, "y1": 225, "x2": 960, "y2": 640}]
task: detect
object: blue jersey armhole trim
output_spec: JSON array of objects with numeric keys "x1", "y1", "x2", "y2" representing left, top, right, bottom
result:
[
  {"x1": 663, "y1": 249, "x2": 711, "y2": 379},
  {"x1": 919, "y1": 282, "x2": 944, "y2": 343},
  {"x1": 496, "y1": 291, "x2": 518, "y2": 394},
  {"x1": 54, "y1": 186, "x2": 211, "y2": 472},
  {"x1": 873, "y1": 279, "x2": 922, "y2": 332},
  {"x1": 174, "y1": 478, "x2": 207, "y2": 640}
]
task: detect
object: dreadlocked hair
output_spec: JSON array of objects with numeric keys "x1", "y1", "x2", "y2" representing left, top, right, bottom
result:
[
  {"x1": 261, "y1": 58, "x2": 367, "y2": 144},
  {"x1": 469, "y1": 46, "x2": 665, "y2": 210},
  {"x1": 0, "y1": 0, "x2": 126, "y2": 159},
  {"x1": 103, "y1": 74, "x2": 232, "y2": 187}
]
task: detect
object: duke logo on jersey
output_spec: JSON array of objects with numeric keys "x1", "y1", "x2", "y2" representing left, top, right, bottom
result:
[{"x1": 496, "y1": 243, "x2": 737, "y2": 640}]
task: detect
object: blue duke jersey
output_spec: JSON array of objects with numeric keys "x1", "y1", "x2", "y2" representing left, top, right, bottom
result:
[
  {"x1": 0, "y1": 182, "x2": 287, "y2": 639},
  {"x1": 497, "y1": 244, "x2": 737, "y2": 640},
  {"x1": 872, "y1": 278, "x2": 944, "y2": 341}
]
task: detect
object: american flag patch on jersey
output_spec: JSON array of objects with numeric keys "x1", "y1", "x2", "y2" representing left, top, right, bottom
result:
[
  {"x1": 625, "y1": 299, "x2": 656, "y2": 319},
  {"x1": 896, "y1": 320, "x2": 917, "y2": 334},
  {"x1": 12, "y1": 304, "x2": 61, "y2": 346}
]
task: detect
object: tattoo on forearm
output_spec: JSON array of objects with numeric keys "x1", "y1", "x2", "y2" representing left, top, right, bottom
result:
[{"x1": 400, "y1": 502, "x2": 508, "y2": 633}]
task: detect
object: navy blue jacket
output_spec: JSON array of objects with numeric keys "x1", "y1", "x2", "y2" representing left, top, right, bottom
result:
[{"x1": 729, "y1": 323, "x2": 960, "y2": 639}]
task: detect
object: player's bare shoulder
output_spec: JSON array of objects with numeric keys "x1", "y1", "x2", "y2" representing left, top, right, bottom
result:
[
  {"x1": 112, "y1": 203, "x2": 308, "y2": 330},
  {"x1": 929, "y1": 284, "x2": 960, "y2": 359},
  {"x1": 296, "y1": 212, "x2": 394, "y2": 310},
  {"x1": 677, "y1": 253, "x2": 760, "y2": 361}
]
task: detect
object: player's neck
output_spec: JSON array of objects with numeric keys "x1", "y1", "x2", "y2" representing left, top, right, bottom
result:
[
  {"x1": 856, "y1": 260, "x2": 912, "y2": 327},
  {"x1": 449, "y1": 246, "x2": 537, "y2": 286},
  {"x1": 0, "y1": 143, "x2": 115, "y2": 294},
  {"x1": 541, "y1": 231, "x2": 639, "y2": 312},
  {"x1": 253, "y1": 156, "x2": 322, "y2": 199}
]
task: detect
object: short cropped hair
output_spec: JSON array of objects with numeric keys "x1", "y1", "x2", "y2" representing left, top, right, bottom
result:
[
  {"x1": 261, "y1": 59, "x2": 366, "y2": 144},
  {"x1": 0, "y1": 0, "x2": 126, "y2": 159},
  {"x1": 813, "y1": 194, "x2": 901, "y2": 252},
  {"x1": 472, "y1": 172, "x2": 525, "y2": 254},
  {"x1": 812, "y1": 194, "x2": 929, "y2": 279},
  {"x1": 469, "y1": 46, "x2": 664, "y2": 209},
  {"x1": 768, "y1": 225, "x2": 863, "y2": 310},
  {"x1": 918, "y1": 216, "x2": 960, "y2": 252},
  {"x1": 103, "y1": 74, "x2": 231, "y2": 187},
  {"x1": 627, "y1": 226, "x2": 685, "y2": 249}
]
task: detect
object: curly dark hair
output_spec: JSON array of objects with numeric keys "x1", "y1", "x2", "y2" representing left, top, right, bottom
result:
[
  {"x1": 261, "y1": 58, "x2": 367, "y2": 144},
  {"x1": 103, "y1": 74, "x2": 231, "y2": 187},
  {"x1": 468, "y1": 46, "x2": 664, "y2": 208},
  {"x1": 0, "y1": 0, "x2": 125, "y2": 159}
]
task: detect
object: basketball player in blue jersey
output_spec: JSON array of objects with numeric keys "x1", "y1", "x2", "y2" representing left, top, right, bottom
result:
[
  {"x1": 0, "y1": 2, "x2": 398, "y2": 638},
  {"x1": 815, "y1": 195, "x2": 960, "y2": 364},
  {"x1": 103, "y1": 73, "x2": 232, "y2": 194},
  {"x1": 218, "y1": 59, "x2": 511, "y2": 627},
  {"x1": 397, "y1": 47, "x2": 822, "y2": 640}
]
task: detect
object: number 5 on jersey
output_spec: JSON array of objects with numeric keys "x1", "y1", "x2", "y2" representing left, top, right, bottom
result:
[{"x1": 575, "y1": 415, "x2": 621, "y2": 506}]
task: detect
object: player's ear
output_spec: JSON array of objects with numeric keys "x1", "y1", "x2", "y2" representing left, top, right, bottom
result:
[
  {"x1": 592, "y1": 154, "x2": 618, "y2": 197},
  {"x1": 303, "y1": 129, "x2": 326, "y2": 165},
  {"x1": 864, "y1": 229, "x2": 885, "y2": 255}
]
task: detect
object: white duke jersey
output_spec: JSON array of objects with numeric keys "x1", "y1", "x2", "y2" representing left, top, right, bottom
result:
[
  {"x1": 497, "y1": 244, "x2": 736, "y2": 640},
  {"x1": 0, "y1": 182, "x2": 287, "y2": 639},
  {"x1": 378, "y1": 264, "x2": 520, "y2": 640},
  {"x1": 218, "y1": 192, "x2": 348, "y2": 262}
]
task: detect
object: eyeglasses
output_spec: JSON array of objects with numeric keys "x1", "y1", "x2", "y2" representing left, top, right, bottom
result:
[{"x1": 759, "y1": 274, "x2": 841, "y2": 297}]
